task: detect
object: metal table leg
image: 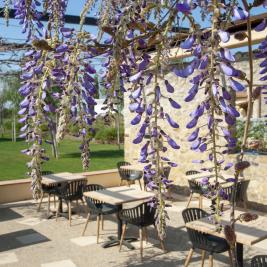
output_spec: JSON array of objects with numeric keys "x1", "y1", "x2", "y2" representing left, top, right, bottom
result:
[
  {"x1": 102, "y1": 204, "x2": 137, "y2": 249},
  {"x1": 236, "y1": 242, "x2": 243, "y2": 267}
]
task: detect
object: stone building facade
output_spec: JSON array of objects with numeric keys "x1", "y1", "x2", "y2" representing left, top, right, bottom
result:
[{"x1": 123, "y1": 57, "x2": 267, "y2": 211}]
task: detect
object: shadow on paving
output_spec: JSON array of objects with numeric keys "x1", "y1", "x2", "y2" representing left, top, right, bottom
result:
[
  {"x1": 107, "y1": 223, "x2": 235, "y2": 267},
  {"x1": 0, "y1": 208, "x2": 23, "y2": 222},
  {"x1": 0, "y1": 229, "x2": 50, "y2": 252}
]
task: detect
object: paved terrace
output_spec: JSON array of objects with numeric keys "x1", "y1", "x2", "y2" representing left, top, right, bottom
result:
[{"x1": 0, "y1": 194, "x2": 267, "y2": 267}]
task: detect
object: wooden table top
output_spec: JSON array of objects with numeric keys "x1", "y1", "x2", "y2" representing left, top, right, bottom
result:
[
  {"x1": 120, "y1": 163, "x2": 169, "y2": 172},
  {"x1": 83, "y1": 185, "x2": 155, "y2": 205},
  {"x1": 187, "y1": 172, "x2": 235, "y2": 180},
  {"x1": 186, "y1": 172, "x2": 244, "y2": 186},
  {"x1": 185, "y1": 209, "x2": 267, "y2": 246},
  {"x1": 41, "y1": 172, "x2": 86, "y2": 185}
]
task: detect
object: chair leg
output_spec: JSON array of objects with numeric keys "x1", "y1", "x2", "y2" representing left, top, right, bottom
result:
[
  {"x1": 82, "y1": 213, "x2": 90, "y2": 236},
  {"x1": 81, "y1": 198, "x2": 85, "y2": 207},
  {"x1": 68, "y1": 201, "x2": 72, "y2": 226},
  {"x1": 199, "y1": 195, "x2": 203, "y2": 209},
  {"x1": 47, "y1": 194, "x2": 51, "y2": 216},
  {"x1": 56, "y1": 201, "x2": 60, "y2": 221},
  {"x1": 153, "y1": 224, "x2": 165, "y2": 251},
  {"x1": 138, "y1": 179, "x2": 142, "y2": 190},
  {"x1": 201, "y1": 250, "x2": 206, "y2": 267},
  {"x1": 139, "y1": 228, "x2": 143, "y2": 260},
  {"x1": 243, "y1": 199, "x2": 248, "y2": 210},
  {"x1": 228, "y1": 250, "x2": 234, "y2": 267},
  {"x1": 144, "y1": 227, "x2": 148, "y2": 243},
  {"x1": 184, "y1": 248, "x2": 194, "y2": 267},
  {"x1": 75, "y1": 200, "x2": 80, "y2": 216},
  {"x1": 119, "y1": 223, "x2": 127, "y2": 251},
  {"x1": 97, "y1": 215, "x2": 100, "y2": 244},
  {"x1": 101, "y1": 214, "x2": 104, "y2": 230},
  {"x1": 53, "y1": 195, "x2": 56, "y2": 208},
  {"x1": 37, "y1": 192, "x2": 44, "y2": 211},
  {"x1": 186, "y1": 193, "x2": 193, "y2": 209},
  {"x1": 209, "y1": 254, "x2": 213, "y2": 267}
]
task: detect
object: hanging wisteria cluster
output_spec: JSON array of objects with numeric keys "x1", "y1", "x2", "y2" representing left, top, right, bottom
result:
[
  {"x1": 3, "y1": 0, "x2": 267, "y2": 264},
  {"x1": 16, "y1": 12, "x2": 98, "y2": 197},
  {"x1": 174, "y1": 1, "x2": 249, "y2": 227}
]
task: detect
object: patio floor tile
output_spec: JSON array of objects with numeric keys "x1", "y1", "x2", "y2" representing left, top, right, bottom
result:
[
  {"x1": 70, "y1": 236, "x2": 104, "y2": 246},
  {"x1": 17, "y1": 217, "x2": 47, "y2": 226},
  {"x1": 0, "y1": 252, "x2": 18, "y2": 265},
  {"x1": 41, "y1": 259, "x2": 76, "y2": 267}
]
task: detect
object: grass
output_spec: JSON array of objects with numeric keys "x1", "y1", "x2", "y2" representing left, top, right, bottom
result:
[{"x1": 0, "y1": 137, "x2": 124, "y2": 181}]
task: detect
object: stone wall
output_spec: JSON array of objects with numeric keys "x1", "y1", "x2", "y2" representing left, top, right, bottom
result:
[{"x1": 124, "y1": 58, "x2": 267, "y2": 211}]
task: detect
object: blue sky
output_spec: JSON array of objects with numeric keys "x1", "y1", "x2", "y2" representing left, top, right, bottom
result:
[{"x1": 1, "y1": 0, "x2": 266, "y2": 43}]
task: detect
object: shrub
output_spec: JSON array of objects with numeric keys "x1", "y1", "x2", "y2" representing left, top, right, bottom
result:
[
  {"x1": 95, "y1": 127, "x2": 124, "y2": 144},
  {"x1": 236, "y1": 119, "x2": 267, "y2": 151}
]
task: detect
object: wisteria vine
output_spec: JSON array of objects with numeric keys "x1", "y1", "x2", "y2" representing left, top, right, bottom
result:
[{"x1": 3, "y1": 1, "x2": 267, "y2": 265}]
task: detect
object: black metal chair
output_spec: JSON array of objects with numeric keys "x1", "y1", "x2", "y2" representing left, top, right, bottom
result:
[
  {"x1": 119, "y1": 202, "x2": 165, "y2": 259},
  {"x1": 163, "y1": 166, "x2": 171, "y2": 179},
  {"x1": 55, "y1": 179, "x2": 87, "y2": 226},
  {"x1": 82, "y1": 184, "x2": 118, "y2": 243},
  {"x1": 220, "y1": 180, "x2": 250, "y2": 209},
  {"x1": 117, "y1": 161, "x2": 143, "y2": 190},
  {"x1": 236, "y1": 179, "x2": 250, "y2": 209},
  {"x1": 185, "y1": 170, "x2": 203, "y2": 209},
  {"x1": 182, "y1": 208, "x2": 233, "y2": 267},
  {"x1": 37, "y1": 171, "x2": 58, "y2": 214},
  {"x1": 251, "y1": 255, "x2": 267, "y2": 267}
]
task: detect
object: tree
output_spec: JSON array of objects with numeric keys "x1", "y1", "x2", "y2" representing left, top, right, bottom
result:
[{"x1": 1, "y1": 74, "x2": 21, "y2": 141}]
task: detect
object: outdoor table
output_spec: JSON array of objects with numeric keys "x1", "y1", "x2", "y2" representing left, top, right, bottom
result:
[
  {"x1": 83, "y1": 185, "x2": 155, "y2": 249},
  {"x1": 185, "y1": 209, "x2": 267, "y2": 267},
  {"x1": 120, "y1": 163, "x2": 169, "y2": 172},
  {"x1": 41, "y1": 172, "x2": 86, "y2": 218},
  {"x1": 187, "y1": 172, "x2": 236, "y2": 182},
  {"x1": 41, "y1": 172, "x2": 86, "y2": 185},
  {"x1": 186, "y1": 172, "x2": 245, "y2": 187}
]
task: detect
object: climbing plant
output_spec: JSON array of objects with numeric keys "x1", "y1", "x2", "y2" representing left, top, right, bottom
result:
[{"x1": 3, "y1": 1, "x2": 267, "y2": 266}]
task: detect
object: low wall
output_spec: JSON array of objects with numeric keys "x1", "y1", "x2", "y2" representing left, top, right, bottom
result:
[{"x1": 0, "y1": 169, "x2": 121, "y2": 204}]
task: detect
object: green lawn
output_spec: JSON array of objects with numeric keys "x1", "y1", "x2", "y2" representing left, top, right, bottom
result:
[{"x1": 0, "y1": 137, "x2": 124, "y2": 181}]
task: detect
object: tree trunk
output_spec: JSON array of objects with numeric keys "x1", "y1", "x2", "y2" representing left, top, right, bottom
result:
[
  {"x1": 13, "y1": 113, "x2": 16, "y2": 142},
  {"x1": 0, "y1": 104, "x2": 4, "y2": 138},
  {"x1": 50, "y1": 123, "x2": 59, "y2": 159},
  {"x1": 116, "y1": 113, "x2": 121, "y2": 150}
]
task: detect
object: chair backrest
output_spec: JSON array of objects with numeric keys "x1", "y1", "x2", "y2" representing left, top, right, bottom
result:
[
  {"x1": 41, "y1": 171, "x2": 54, "y2": 175},
  {"x1": 251, "y1": 255, "x2": 267, "y2": 267},
  {"x1": 121, "y1": 202, "x2": 156, "y2": 227},
  {"x1": 188, "y1": 179, "x2": 203, "y2": 194},
  {"x1": 83, "y1": 184, "x2": 105, "y2": 213},
  {"x1": 236, "y1": 180, "x2": 250, "y2": 202},
  {"x1": 222, "y1": 181, "x2": 245, "y2": 203},
  {"x1": 186, "y1": 170, "x2": 200, "y2": 176},
  {"x1": 182, "y1": 208, "x2": 213, "y2": 250},
  {"x1": 61, "y1": 179, "x2": 87, "y2": 199},
  {"x1": 163, "y1": 166, "x2": 171, "y2": 179},
  {"x1": 117, "y1": 161, "x2": 131, "y2": 180},
  {"x1": 182, "y1": 208, "x2": 209, "y2": 223},
  {"x1": 41, "y1": 171, "x2": 58, "y2": 190}
]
